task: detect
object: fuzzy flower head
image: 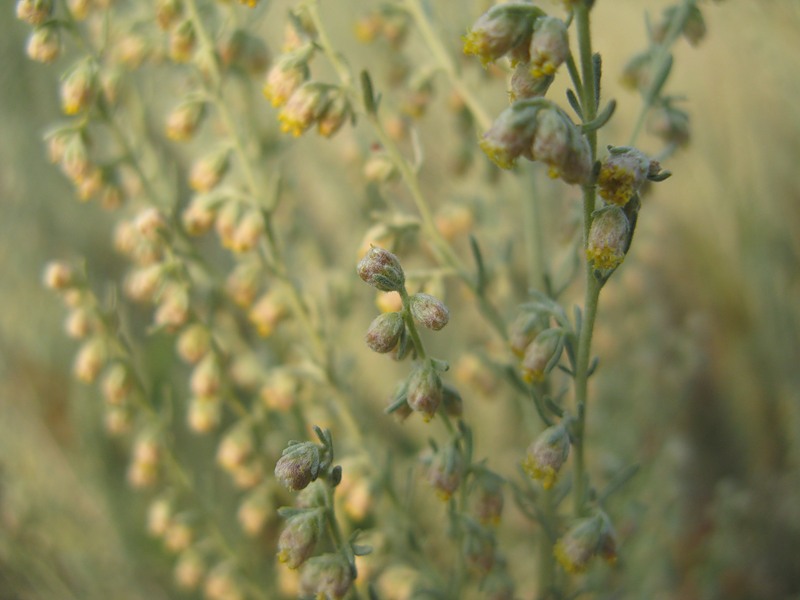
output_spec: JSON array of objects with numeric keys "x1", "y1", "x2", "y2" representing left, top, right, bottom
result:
[
  {"x1": 357, "y1": 246, "x2": 405, "y2": 292},
  {"x1": 530, "y1": 105, "x2": 592, "y2": 185},
  {"x1": 520, "y1": 328, "x2": 563, "y2": 383},
  {"x1": 427, "y1": 443, "x2": 464, "y2": 501},
  {"x1": 278, "y1": 82, "x2": 331, "y2": 137},
  {"x1": 365, "y1": 312, "x2": 405, "y2": 354},
  {"x1": 408, "y1": 293, "x2": 450, "y2": 331},
  {"x1": 26, "y1": 24, "x2": 61, "y2": 64},
  {"x1": 479, "y1": 100, "x2": 541, "y2": 169},
  {"x1": 463, "y1": 2, "x2": 544, "y2": 66},
  {"x1": 510, "y1": 62, "x2": 553, "y2": 102},
  {"x1": 406, "y1": 362, "x2": 443, "y2": 422},
  {"x1": 299, "y1": 553, "x2": 354, "y2": 600},
  {"x1": 263, "y1": 51, "x2": 310, "y2": 107},
  {"x1": 275, "y1": 441, "x2": 322, "y2": 492},
  {"x1": 554, "y1": 510, "x2": 618, "y2": 574},
  {"x1": 529, "y1": 16, "x2": 569, "y2": 78},
  {"x1": 277, "y1": 509, "x2": 322, "y2": 569},
  {"x1": 522, "y1": 424, "x2": 570, "y2": 489},
  {"x1": 16, "y1": 0, "x2": 52, "y2": 25},
  {"x1": 586, "y1": 205, "x2": 631, "y2": 270},
  {"x1": 596, "y1": 146, "x2": 653, "y2": 206},
  {"x1": 61, "y1": 60, "x2": 97, "y2": 116}
]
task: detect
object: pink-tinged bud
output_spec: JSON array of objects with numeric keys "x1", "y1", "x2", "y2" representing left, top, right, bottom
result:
[
  {"x1": 406, "y1": 363, "x2": 443, "y2": 421},
  {"x1": 357, "y1": 246, "x2": 405, "y2": 292},
  {"x1": 529, "y1": 17, "x2": 569, "y2": 78},
  {"x1": 154, "y1": 283, "x2": 190, "y2": 330},
  {"x1": 597, "y1": 146, "x2": 653, "y2": 206},
  {"x1": 190, "y1": 352, "x2": 221, "y2": 397},
  {"x1": 521, "y1": 424, "x2": 570, "y2": 489},
  {"x1": 473, "y1": 472, "x2": 504, "y2": 525},
  {"x1": 520, "y1": 329, "x2": 562, "y2": 383},
  {"x1": 510, "y1": 62, "x2": 553, "y2": 102},
  {"x1": 275, "y1": 442, "x2": 322, "y2": 491},
  {"x1": 174, "y1": 549, "x2": 205, "y2": 591},
  {"x1": 427, "y1": 444, "x2": 464, "y2": 501},
  {"x1": 317, "y1": 89, "x2": 351, "y2": 138},
  {"x1": 26, "y1": 24, "x2": 61, "y2": 64},
  {"x1": 530, "y1": 105, "x2": 592, "y2": 185},
  {"x1": 365, "y1": 312, "x2": 404, "y2": 353},
  {"x1": 163, "y1": 515, "x2": 194, "y2": 553},
  {"x1": 263, "y1": 51, "x2": 310, "y2": 107},
  {"x1": 187, "y1": 396, "x2": 221, "y2": 433},
  {"x1": 479, "y1": 101, "x2": 540, "y2": 169},
  {"x1": 16, "y1": 0, "x2": 52, "y2": 25},
  {"x1": 60, "y1": 60, "x2": 96, "y2": 116},
  {"x1": 554, "y1": 510, "x2": 617, "y2": 573},
  {"x1": 462, "y1": 3, "x2": 543, "y2": 66},
  {"x1": 135, "y1": 207, "x2": 168, "y2": 241},
  {"x1": 278, "y1": 82, "x2": 331, "y2": 137},
  {"x1": 155, "y1": 0, "x2": 182, "y2": 30},
  {"x1": 409, "y1": 293, "x2": 450, "y2": 331},
  {"x1": 73, "y1": 337, "x2": 107, "y2": 383},
  {"x1": 166, "y1": 100, "x2": 205, "y2": 141},
  {"x1": 64, "y1": 307, "x2": 94, "y2": 339},
  {"x1": 43, "y1": 260, "x2": 76, "y2": 290},
  {"x1": 509, "y1": 311, "x2": 545, "y2": 358},
  {"x1": 169, "y1": 19, "x2": 196, "y2": 63},
  {"x1": 299, "y1": 553, "x2": 353, "y2": 600},
  {"x1": 147, "y1": 496, "x2": 172, "y2": 537},
  {"x1": 278, "y1": 510, "x2": 322, "y2": 569},
  {"x1": 189, "y1": 149, "x2": 230, "y2": 192},
  {"x1": 225, "y1": 261, "x2": 260, "y2": 307},
  {"x1": 586, "y1": 206, "x2": 630, "y2": 270},
  {"x1": 101, "y1": 362, "x2": 134, "y2": 405},
  {"x1": 176, "y1": 323, "x2": 211, "y2": 364}
]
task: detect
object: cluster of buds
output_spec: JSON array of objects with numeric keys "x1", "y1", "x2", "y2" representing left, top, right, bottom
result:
[
  {"x1": 522, "y1": 423, "x2": 571, "y2": 489},
  {"x1": 479, "y1": 100, "x2": 591, "y2": 183},
  {"x1": 554, "y1": 510, "x2": 618, "y2": 573},
  {"x1": 263, "y1": 43, "x2": 352, "y2": 138}
]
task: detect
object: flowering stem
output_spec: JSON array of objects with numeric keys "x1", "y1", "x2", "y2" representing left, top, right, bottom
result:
[{"x1": 402, "y1": 0, "x2": 493, "y2": 131}]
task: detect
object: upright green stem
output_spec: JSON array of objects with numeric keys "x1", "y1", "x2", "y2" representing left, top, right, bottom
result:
[{"x1": 572, "y1": 2, "x2": 601, "y2": 518}]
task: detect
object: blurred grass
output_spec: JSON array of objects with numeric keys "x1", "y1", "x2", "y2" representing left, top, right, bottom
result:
[{"x1": 1, "y1": 1, "x2": 799, "y2": 599}]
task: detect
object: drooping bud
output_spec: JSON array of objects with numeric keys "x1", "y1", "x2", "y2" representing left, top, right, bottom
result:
[
  {"x1": 237, "y1": 483, "x2": 271, "y2": 536},
  {"x1": 187, "y1": 396, "x2": 221, "y2": 433},
  {"x1": 462, "y1": 3, "x2": 543, "y2": 66},
  {"x1": 174, "y1": 548, "x2": 205, "y2": 591},
  {"x1": 60, "y1": 60, "x2": 97, "y2": 115},
  {"x1": 176, "y1": 323, "x2": 211, "y2": 364},
  {"x1": 43, "y1": 260, "x2": 77, "y2": 290},
  {"x1": 406, "y1": 362, "x2": 443, "y2": 421},
  {"x1": 554, "y1": 510, "x2": 617, "y2": 573},
  {"x1": 408, "y1": 293, "x2": 450, "y2": 331},
  {"x1": 278, "y1": 82, "x2": 331, "y2": 137},
  {"x1": 26, "y1": 24, "x2": 61, "y2": 64},
  {"x1": 248, "y1": 290, "x2": 287, "y2": 337},
  {"x1": 508, "y1": 311, "x2": 545, "y2": 358},
  {"x1": 596, "y1": 146, "x2": 652, "y2": 206},
  {"x1": 529, "y1": 104, "x2": 592, "y2": 185},
  {"x1": 73, "y1": 337, "x2": 107, "y2": 383},
  {"x1": 169, "y1": 19, "x2": 196, "y2": 63},
  {"x1": 441, "y1": 384, "x2": 464, "y2": 418},
  {"x1": 299, "y1": 553, "x2": 354, "y2": 600},
  {"x1": 317, "y1": 88, "x2": 351, "y2": 138},
  {"x1": 509, "y1": 62, "x2": 553, "y2": 102},
  {"x1": 189, "y1": 149, "x2": 230, "y2": 192},
  {"x1": 586, "y1": 205, "x2": 631, "y2": 270},
  {"x1": 428, "y1": 444, "x2": 464, "y2": 502},
  {"x1": 521, "y1": 424, "x2": 570, "y2": 489},
  {"x1": 275, "y1": 441, "x2": 322, "y2": 491},
  {"x1": 365, "y1": 312, "x2": 404, "y2": 353},
  {"x1": 155, "y1": 0, "x2": 182, "y2": 30},
  {"x1": 277, "y1": 509, "x2": 322, "y2": 569},
  {"x1": 528, "y1": 16, "x2": 569, "y2": 78},
  {"x1": 647, "y1": 103, "x2": 690, "y2": 147},
  {"x1": 263, "y1": 51, "x2": 311, "y2": 107},
  {"x1": 520, "y1": 328, "x2": 563, "y2": 383},
  {"x1": 357, "y1": 246, "x2": 405, "y2": 292},
  {"x1": 217, "y1": 422, "x2": 255, "y2": 472},
  {"x1": 16, "y1": 0, "x2": 52, "y2": 25},
  {"x1": 166, "y1": 100, "x2": 205, "y2": 141},
  {"x1": 479, "y1": 100, "x2": 540, "y2": 169},
  {"x1": 101, "y1": 362, "x2": 135, "y2": 405},
  {"x1": 190, "y1": 352, "x2": 221, "y2": 398}
]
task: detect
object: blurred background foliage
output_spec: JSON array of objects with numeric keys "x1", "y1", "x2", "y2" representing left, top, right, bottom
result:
[{"x1": 1, "y1": 1, "x2": 799, "y2": 599}]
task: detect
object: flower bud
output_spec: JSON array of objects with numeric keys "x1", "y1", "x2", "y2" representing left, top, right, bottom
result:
[
  {"x1": 427, "y1": 444, "x2": 463, "y2": 501},
  {"x1": 155, "y1": 0, "x2": 182, "y2": 30},
  {"x1": 135, "y1": 207, "x2": 168, "y2": 241},
  {"x1": 225, "y1": 260, "x2": 260, "y2": 307},
  {"x1": 16, "y1": 0, "x2": 52, "y2": 25},
  {"x1": 463, "y1": 525, "x2": 496, "y2": 574},
  {"x1": 586, "y1": 206, "x2": 630, "y2": 270},
  {"x1": 647, "y1": 103, "x2": 690, "y2": 147},
  {"x1": 124, "y1": 263, "x2": 163, "y2": 303},
  {"x1": 472, "y1": 472, "x2": 504, "y2": 525},
  {"x1": 479, "y1": 100, "x2": 540, "y2": 169},
  {"x1": 248, "y1": 290, "x2": 287, "y2": 337},
  {"x1": 218, "y1": 29, "x2": 270, "y2": 75},
  {"x1": 60, "y1": 60, "x2": 97, "y2": 115},
  {"x1": 520, "y1": 328, "x2": 562, "y2": 383},
  {"x1": 166, "y1": 100, "x2": 205, "y2": 141},
  {"x1": 278, "y1": 509, "x2": 322, "y2": 569},
  {"x1": 67, "y1": 0, "x2": 90, "y2": 20},
  {"x1": 260, "y1": 368, "x2": 297, "y2": 412},
  {"x1": 529, "y1": 17, "x2": 568, "y2": 78},
  {"x1": 64, "y1": 306, "x2": 94, "y2": 338},
  {"x1": 596, "y1": 146, "x2": 652, "y2": 206},
  {"x1": 174, "y1": 549, "x2": 205, "y2": 590},
  {"x1": 43, "y1": 260, "x2": 76, "y2": 290},
  {"x1": 508, "y1": 311, "x2": 545, "y2": 358},
  {"x1": 530, "y1": 105, "x2": 592, "y2": 185},
  {"x1": 190, "y1": 352, "x2": 221, "y2": 398},
  {"x1": 554, "y1": 510, "x2": 617, "y2": 573},
  {"x1": 522, "y1": 424, "x2": 570, "y2": 489},
  {"x1": 26, "y1": 24, "x2": 61, "y2": 64},
  {"x1": 509, "y1": 62, "x2": 553, "y2": 102},
  {"x1": 409, "y1": 293, "x2": 450, "y2": 331},
  {"x1": 357, "y1": 246, "x2": 405, "y2": 292},
  {"x1": 176, "y1": 323, "x2": 211, "y2": 364},
  {"x1": 73, "y1": 337, "x2": 107, "y2": 383},
  {"x1": 317, "y1": 89, "x2": 351, "y2": 138},
  {"x1": 406, "y1": 363, "x2": 443, "y2": 421},
  {"x1": 217, "y1": 423, "x2": 254, "y2": 472},
  {"x1": 187, "y1": 396, "x2": 221, "y2": 433},
  {"x1": 462, "y1": 3, "x2": 543, "y2": 66},
  {"x1": 154, "y1": 283, "x2": 190, "y2": 330},
  {"x1": 237, "y1": 484, "x2": 271, "y2": 536},
  {"x1": 441, "y1": 384, "x2": 463, "y2": 418},
  {"x1": 164, "y1": 514, "x2": 194, "y2": 553},
  {"x1": 263, "y1": 51, "x2": 310, "y2": 107},
  {"x1": 278, "y1": 82, "x2": 331, "y2": 137},
  {"x1": 204, "y1": 562, "x2": 244, "y2": 600},
  {"x1": 275, "y1": 441, "x2": 322, "y2": 491},
  {"x1": 362, "y1": 153, "x2": 398, "y2": 183},
  {"x1": 230, "y1": 208, "x2": 265, "y2": 253},
  {"x1": 101, "y1": 362, "x2": 134, "y2": 405},
  {"x1": 182, "y1": 194, "x2": 218, "y2": 235},
  {"x1": 365, "y1": 311, "x2": 404, "y2": 353},
  {"x1": 189, "y1": 149, "x2": 230, "y2": 192},
  {"x1": 147, "y1": 496, "x2": 173, "y2": 537},
  {"x1": 299, "y1": 553, "x2": 353, "y2": 600},
  {"x1": 169, "y1": 19, "x2": 196, "y2": 63}
]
